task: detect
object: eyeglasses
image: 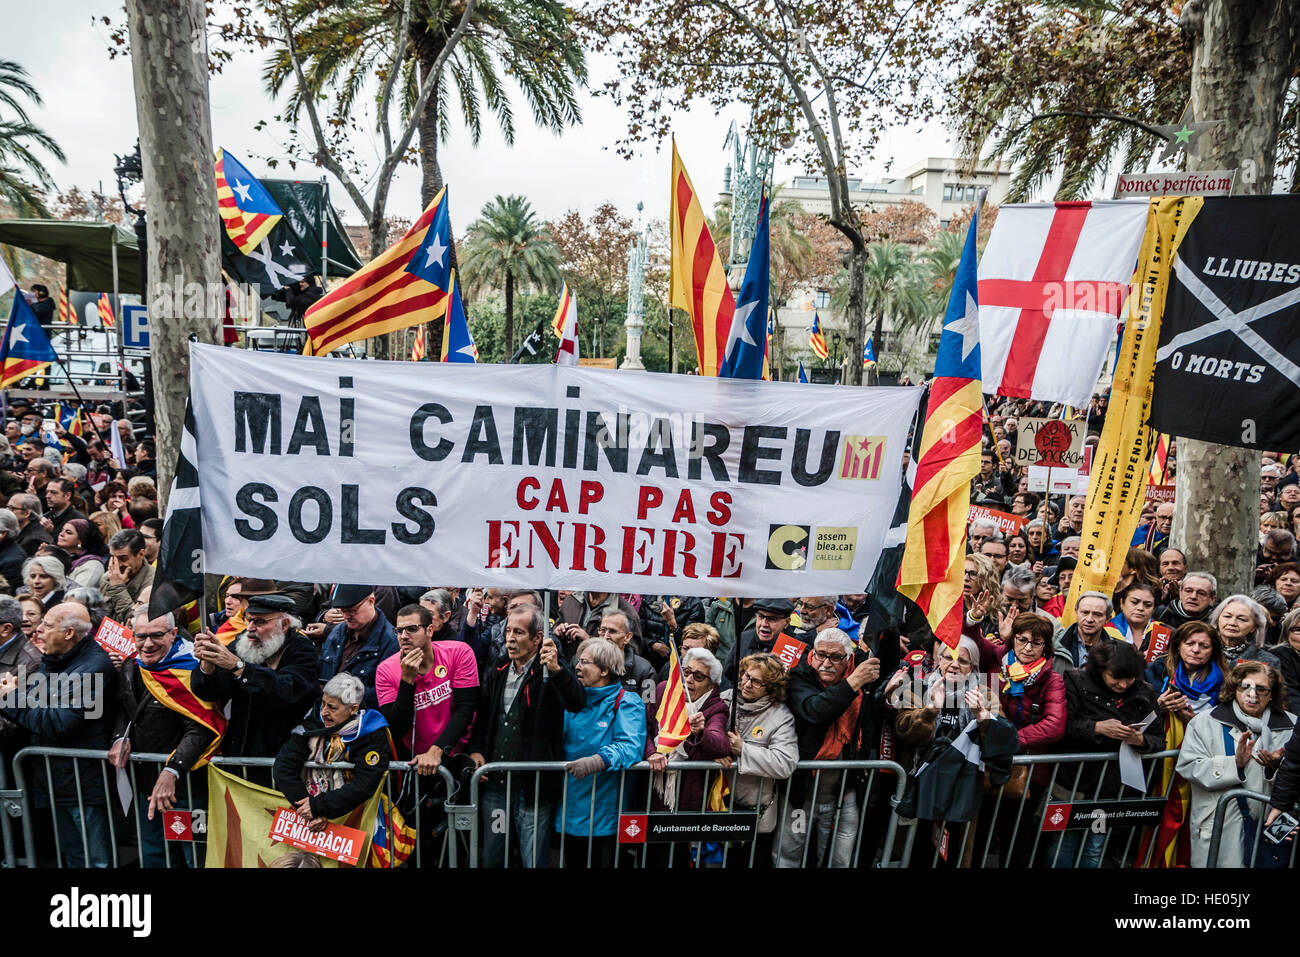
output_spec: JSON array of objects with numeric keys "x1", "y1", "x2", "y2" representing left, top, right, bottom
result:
[
  {"x1": 809, "y1": 649, "x2": 848, "y2": 664},
  {"x1": 596, "y1": 626, "x2": 624, "y2": 636},
  {"x1": 574, "y1": 657, "x2": 594, "y2": 667},
  {"x1": 246, "y1": 616, "x2": 279, "y2": 627},
  {"x1": 739, "y1": 674, "x2": 764, "y2": 687},
  {"x1": 1181, "y1": 586, "x2": 1212, "y2": 597},
  {"x1": 1013, "y1": 635, "x2": 1045, "y2": 648},
  {"x1": 135, "y1": 630, "x2": 173, "y2": 641},
  {"x1": 1238, "y1": 684, "x2": 1272, "y2": 697},
  {"x1": 395, "y1": 624, "x2": 424, "y2": 635},
  {"x1": 682, "y1": 668, "x2": 710, "y2": 682}
]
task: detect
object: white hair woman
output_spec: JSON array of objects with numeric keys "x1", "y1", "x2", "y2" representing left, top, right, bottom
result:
[
  {"x1": 646, "y1": 647, "x2": 730, "y2": 814},
  {"x1": 559, "y1": 636, "x2": 646, "y2": 867},
  {"x1": 1211, "y1": 594, "x2": 1282, "y2": 669},
  {"x1": 272, "y1": 672, "x2": 394, "y2": 831},
  {"x1": 22, "y1": 555, "x2": 66, "y2": 608}
]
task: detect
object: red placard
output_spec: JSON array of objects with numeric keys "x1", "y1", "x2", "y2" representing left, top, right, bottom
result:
[
  {"x1": 162, "y1": 810, "x2": 193, "y2": 842},
  {"x1": 93, "y1": 619, "x2": 136, "y2": 660},
  {"x1": 967, "y1": 505, "x2": 1028, "y2": 535},
  {"x1": 1145, "y1": 484, "x2": 1175, "y2": 505},
  {"x1": 268, "y1": 807, "x2": 367, "y2": 865},
  {"x1": 770, "y1": 634, "x2": 808, "y2": 670}
]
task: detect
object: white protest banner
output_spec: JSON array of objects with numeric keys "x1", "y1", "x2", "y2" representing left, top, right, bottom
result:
[
  {"x1": 189, "y1": 344, "x2": 922, "y2": 597},
  {"x1": 1014, "y1": 417, "x2": 1085, "y2": 469}
]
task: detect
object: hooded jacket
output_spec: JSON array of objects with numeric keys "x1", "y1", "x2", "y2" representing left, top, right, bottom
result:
[{"x1": 559, "y1": 681, "x2": 646, "y2": 836}]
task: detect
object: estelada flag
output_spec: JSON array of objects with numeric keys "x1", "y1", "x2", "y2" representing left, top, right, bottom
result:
[
  {"x1": 0, "y1": 293, "x2": 58, "y2": 388},
  {"x1": 214, "y1": 148, "x2": 284, "y2": 255},
  {"x1": 809, "y1": 312, "x2": 829, "y2": 360},
  {"x1": 305, "y1": 187, "x2": 452, "y2": 357},
  {"x1": 137, "y1": 638, "x2": 226, "y2": 768},
  {"x1": 205, "y1": 764, "x2": 382, "y2": 868},
  {"x1": 369, "y1": 792, "x2": 417, "y2": 868},
  {"x1": 654, "y1": 645, "x2": 692, "y2": 754},
  {"x1": 437, "y1": 269, "x2": 477, "y2": 363},
  {"x1": 410, "y1": 325, "x2": 426, "y2": 362},
  {"x1": 669, "y1": 139, "x2": 734, "y2": 376}
]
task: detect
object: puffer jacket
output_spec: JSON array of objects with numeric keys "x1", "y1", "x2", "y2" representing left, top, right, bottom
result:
[
  {"x1": 997, "y1": 652, "x2": 1067, "y2": 784},
  {"x1": 559, "y1": 682, "x2": 646, "y2": 837},
  {"x1": 720, "y1": 689, "x2": 798, "y2": 832}
]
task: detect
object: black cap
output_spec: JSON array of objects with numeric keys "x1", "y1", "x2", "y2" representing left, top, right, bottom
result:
[
  {"x1": 244, "y1": 593, "x2": 295, "y2": 615},
  {"x1": 329, "y1": 584, "x2": 374, "y2": 608},
  {"x1": 752, "y1": 597, "x2": 794, "y2": 616}
]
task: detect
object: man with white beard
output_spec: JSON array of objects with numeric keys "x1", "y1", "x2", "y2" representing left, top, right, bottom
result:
[{"x1": 192, "y1": 593, "x2": 318, "y2": 764}]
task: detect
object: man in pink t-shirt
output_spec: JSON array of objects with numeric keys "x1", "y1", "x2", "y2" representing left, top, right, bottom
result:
[{"x1": 375, "y1": 604, "x2": 480, "y2": 776}]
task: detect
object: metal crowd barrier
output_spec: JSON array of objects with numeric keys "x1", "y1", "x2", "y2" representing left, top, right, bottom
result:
[
  {"x1": 8, "y1": 747, "x2": 455, "y2": 869},
  {"x1": 1206, "y1": 787, "x2": 1300, "y2": 868},
  {"x1": 455, "y1": 759, "x2": 908, "y2": 869},
  {"x1": 903, "y1": 749, "x2": 1181, "y2": 869}
]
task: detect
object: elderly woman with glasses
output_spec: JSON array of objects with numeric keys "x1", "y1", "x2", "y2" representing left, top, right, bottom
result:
[
  {"x1": 559, "y1": 637, "x2": 647, "y2": 867},
  {"x1": 1268, "y1": 608, "x2": 1300, "y2": 711},
  {"x1": 646, "y1": 647, "x2": 730, "y2": 813},
  {"x1": 1175, "y1": 661, "x2": 1295, "y2": 867},
  {"x1": 1211, "y1": 594, "x2": 1281, "y2": 669},
  {"x1": 715, "y1": 652, "x2": 798, "y2": 868}
]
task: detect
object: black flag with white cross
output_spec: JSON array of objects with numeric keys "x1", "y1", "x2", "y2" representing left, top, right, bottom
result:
[
  {"x1": 220, "y1": 219, "x2": 311, "y2": 291},
  {"x1": 1150, "y1": 195, "x2": 1300, "y2": 451},
  {"x1": 148, "y1": 397, "x2": 203, "y2": 621}
]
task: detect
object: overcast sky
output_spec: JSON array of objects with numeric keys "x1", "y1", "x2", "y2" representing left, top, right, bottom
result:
[{"x1": 16, "y1": 2, "x2": 957, "y2": 237}]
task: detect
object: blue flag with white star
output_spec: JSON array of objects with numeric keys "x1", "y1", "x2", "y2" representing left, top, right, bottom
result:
[
  {"x1": 0, "y1": 294, "x2": 59, "y2": 388},
  {"x1": 797, "y1": 360, "x2": 809, "y2": 383},
  {"x1": 934, "y1": 205, "x2": 982, "y2": 380},
  {"x1": 405, "y1": 193, "x2": 453, "y2": 291},
  {"x1": 719, "y1": 196, "x2": 770, "y2": 380}
]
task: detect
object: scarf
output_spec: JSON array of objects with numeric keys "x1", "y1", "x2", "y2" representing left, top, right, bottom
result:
[
  {"x1": 653, "y1": 687, "x2": 714, "y2": 811},
  {"x1": 1222, "y1": 640, "x2": 1259, "y2": 665},
  {"x1": 1231, "y1": 701, "x2": 1276, "y2": 752},
  {"x1": 815, "y1": 681, "x2": 863, "y2": 760},
  {"x1": 1172, "y1": 659, "x2": 1222, "y2": 713},
  {"x1": 306, "y1": 708, "x2": 389, "y2": 797},
  {"x1": 1001, "y1": 648, "x2": 1046, "y2": 697}
]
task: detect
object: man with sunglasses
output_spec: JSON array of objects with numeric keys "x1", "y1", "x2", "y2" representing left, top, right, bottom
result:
[
  {"x1": 192, "y1": 593, "x2": 319, "y2": 765},
  {"x1": 317, "y1": 584, "x2": 399, "y2": 710}
]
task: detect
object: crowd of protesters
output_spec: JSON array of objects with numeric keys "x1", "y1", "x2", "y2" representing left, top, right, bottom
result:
[{"x1": 0, "y1": 391, "x2": 1297, "y2": 870}]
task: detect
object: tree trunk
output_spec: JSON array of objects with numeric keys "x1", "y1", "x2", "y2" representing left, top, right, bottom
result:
[
  {"x1": 504, "y1": 270, "x2": 515, "y2": 354},
  {"x1": 125, "y1": 0, "x2": 221, "y2": 506},
  {"x1": 844, "y1": 245, "x2": 867, "y2": 386},
  {"x1": 367, "y1": 216, "x2": 391, "y2": 359},
  {"x1": 1171, "y1": 0, "x2": 1296, "y2": 593},
  {"x1": 872, "y1": 310, "x2": 886, "y2": 388}
]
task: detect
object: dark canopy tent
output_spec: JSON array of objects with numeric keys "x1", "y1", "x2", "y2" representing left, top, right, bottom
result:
[{"x1": 0, "y1": 220, "x2": 141, "y2": 293}]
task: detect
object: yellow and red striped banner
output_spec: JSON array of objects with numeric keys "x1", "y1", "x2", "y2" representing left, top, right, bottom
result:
[
  {"x1": 97, "y1": 292, "x2": 115, "y2": 328},
  {"x1": 669, "y1": 141, "x2": 734, "y2": 376},
  {"x1": 58, "y1": 284, "x2": 76, "y2": 324},
  {"x1": 139, "y1": 666, "x2": 227, "y2": 769},
  {"x1": 654, "y1": 645, "x2": 691, "y2": 754}
]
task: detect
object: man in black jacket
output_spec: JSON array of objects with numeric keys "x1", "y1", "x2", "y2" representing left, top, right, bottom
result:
[
  {"x1": 192, "y1": 593, "x2": 319, "y2": 776},
  {"x1": 468, "y1": 606, "x2": 583, "y2": 867},
  {"x1": 110, "y1": 610, "x2": 223, "y2": 867},
  {"x1": 0, "y1": 602, "x2": 115, "y2": 867},
  {"x1": 723, "y1": 597, "x2": 798, "y2": 685},
  {"x1": 0, "y1": 509, "x2": 28, "y2": 591}
]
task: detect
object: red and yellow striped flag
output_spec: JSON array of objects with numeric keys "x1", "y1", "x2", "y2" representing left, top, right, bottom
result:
[
  {"x1": 58, "y1": 284, "x2": 76, "y2": 324},
  {"x1": 97, "y1": 293, "x2": 115, "y2": 328},
  {"x1": 654, "y1": 646, "x2": 692, "y2": 754},
  {"x1": 410, "y1": 325, "x2": 426, "y2": 361},
  {"x1": 1148, "y1": 432, "x2": 1169, "y2": 485},
  {"x1": 897, "y1": 203, "x2": 985, "y2": 651},
  {"x1": 669, "y1": 140, "x2": 734, "y2": 376},
  {"x1": 552, "y1": 280, "x2": 573, "y2": 338},
  {"x1": 810, "y1": 311, "x2": 829, "y2": 360},
  {"x1": 304, "y1": 188, "x2": 452, "y2": 356}
]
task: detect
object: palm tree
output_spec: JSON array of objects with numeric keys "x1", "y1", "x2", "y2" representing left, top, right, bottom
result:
[
  {"x1": 834, "y1": 240, "x2": 929, "y2": 383},
  {"x1": 266, "y1": 0, "x2": 586, "y2": 207},
  {"x1": 459, "y1": 194, "x2": 560, "y2": 350},
  {"x1": 0, "y1": 59, "x2": 64, "y2": 217},
  {"x1": 918, "y1": 229, "x2": 966, "y2": 311}
]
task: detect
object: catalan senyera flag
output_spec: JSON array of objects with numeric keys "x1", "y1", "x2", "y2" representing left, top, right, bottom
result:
[
  {"x1": 304, "y1": 188, "x2": 452, "y2": 357},
  {"x1": 552, "y1": 280, "x2": 574, "y2": 338},
  {"x1": 810, "y1": 312, "x2": 829, "y2": 360},
  {"x1": 410, "y1": 325, "x2": 426, "y2": 361},
  {"x1": 896, "y1": 202, "x2": 985, "y2": 652},
  {"x1": 97, "y1": 292, "x2": 115, "y2": 329},
  {"x1": 214, "y1": 148, "x2": 284, "y2": 255},
  {"x1": 761, "y1": 307, "x2": 773, "y2": 381},
  {"x1": 1149, "y1": 432, "x2": 1170, "y2": 485},
  {"x1": 438, "y1": 269, "x2": 477, "y2": 363},
  {"x1": 204, "y1": 764, "x2": 382, "y2": 868},
  {"x1": 654, "y1": 645, "x2": 692, "y2": 754},
  {"x1": 137, "y1": 638, "x2": 226, "y2": 768},
  {"x1": 669, "y1": 140, "x2": 734, "y2": 376},
  {"x1": 1136, "y1": 712, "x2": 1193, "y2": 868},
  {"x1": 0, "y1": 293, "x2": 58, "y2": 388},
  {"x1": 58, "y1": 284, "x2": 75, "y2": 325},
  {"x1": 554, "y1": 282, "x2": 579, "y2": 366}
]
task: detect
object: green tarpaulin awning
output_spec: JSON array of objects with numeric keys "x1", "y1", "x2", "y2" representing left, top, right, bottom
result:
[{"x1": 0, "y1": 219, "x2": 141, "y2": 293}]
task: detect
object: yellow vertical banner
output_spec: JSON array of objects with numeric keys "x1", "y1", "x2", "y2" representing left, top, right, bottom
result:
[{"x1": 1062, "y1": 195, "x2": 1203, "y2": 626}]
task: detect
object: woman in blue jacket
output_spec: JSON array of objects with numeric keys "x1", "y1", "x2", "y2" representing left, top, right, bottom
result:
[{"x1": 559, "y1": 636, "x2": 647, "y2": 867}]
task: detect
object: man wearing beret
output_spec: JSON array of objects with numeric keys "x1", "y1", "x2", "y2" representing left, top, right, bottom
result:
[
  {"x1": 192, "y1": 593, "x2": 319, "y2": 766},
  {"x1": 316, "y1": 584, "x2": 399, "y2": 711},
  {"x1": 723, "y1": 597, "x2": 799, "y2": 685}
]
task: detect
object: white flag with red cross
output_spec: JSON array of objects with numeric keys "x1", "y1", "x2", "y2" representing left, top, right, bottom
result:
[
  {"x1": 977, "y1": 200, "x2": 1148, "y2": 407},
  {"x1": 554, "y1": 282, "x2": 579, "y2": 366}
]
